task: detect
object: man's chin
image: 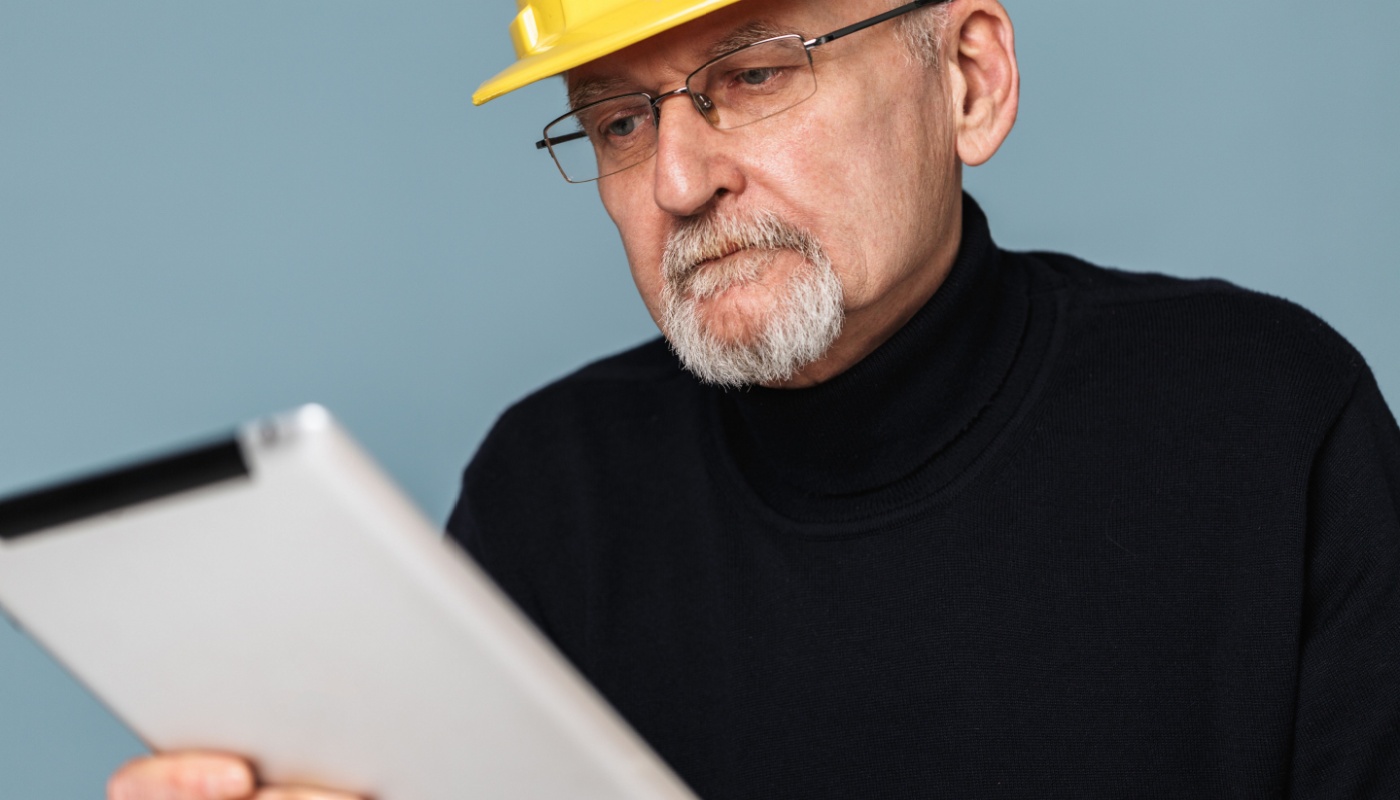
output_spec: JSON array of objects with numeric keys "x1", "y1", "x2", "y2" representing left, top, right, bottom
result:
[{"x1": 685, "y1": 290, "x2": 777, "y2": 349}]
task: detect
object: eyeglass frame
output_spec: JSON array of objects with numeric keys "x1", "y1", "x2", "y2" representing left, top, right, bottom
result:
[{"x1": 534, "y1": 0, "x2": 954, "y2": 183}]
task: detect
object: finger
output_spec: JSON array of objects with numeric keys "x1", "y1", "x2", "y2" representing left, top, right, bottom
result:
[
  {"x1": 108, "y1": 753, "x2": 256, "y2": 800},
  {"x1": 252, "y1": 789, "x2": 365, "y2": 800}
]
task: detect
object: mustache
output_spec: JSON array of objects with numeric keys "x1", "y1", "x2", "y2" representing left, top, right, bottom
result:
[{"x1": 661, "y1": 210, "x2": 825, "y2": 295}]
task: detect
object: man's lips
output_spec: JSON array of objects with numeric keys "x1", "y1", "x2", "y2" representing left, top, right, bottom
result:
[
  {"x1": 678, "y1": 244, "x2": 793, "y2": 301},
  {"x1": 694, "y1": 243, "x2": 749, "y2": 270},
  {"x1": 677, "y1": 245, "x2": 754, "y2": 295}
]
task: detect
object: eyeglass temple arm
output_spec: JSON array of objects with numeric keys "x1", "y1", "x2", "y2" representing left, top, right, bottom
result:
[
  {"x1": 806, "y1": 0, "x2": 952, "y2": 48},
  {"x1": 536, "y1": 130, "x2": 589, "y2": 150}
]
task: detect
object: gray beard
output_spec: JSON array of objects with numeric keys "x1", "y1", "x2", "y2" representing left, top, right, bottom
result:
[{"x1": 659, "y1": 210, "x2": 844, "y2": 388}]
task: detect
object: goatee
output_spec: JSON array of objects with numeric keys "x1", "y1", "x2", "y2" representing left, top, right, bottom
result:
[{"x1": 660, "y1": 210, "x2": 844, "y2": 388}]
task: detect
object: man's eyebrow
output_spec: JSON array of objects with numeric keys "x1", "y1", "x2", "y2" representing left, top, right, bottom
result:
[
  {"x1": 568, "y1": 76, "x2": 631, "y2": 111},
  {"x1": 565, "y1": 21, "x2": 795, "y2": 111},
  {"x1": 704, "y1": 21, "x2": 792, "y2": 61}
]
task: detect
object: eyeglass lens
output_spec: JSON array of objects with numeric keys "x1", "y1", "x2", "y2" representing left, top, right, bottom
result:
[{"x1": 542, "y1": 36, "x2": 817, "y2": 183}]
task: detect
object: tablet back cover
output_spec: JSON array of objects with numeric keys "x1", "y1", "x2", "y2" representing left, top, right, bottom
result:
[{"x1": 0, "y1": 406, "x2": 696, "y2": 800}]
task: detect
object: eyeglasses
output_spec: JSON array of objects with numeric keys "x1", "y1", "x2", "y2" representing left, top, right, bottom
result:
[{"x1": 536, "y1": 0, "x2": 952, "y2": 184}]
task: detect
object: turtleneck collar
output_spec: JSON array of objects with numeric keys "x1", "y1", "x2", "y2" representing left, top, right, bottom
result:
[{"x1": 714, "y1": 193, "x2": 1032, "y2": 521}]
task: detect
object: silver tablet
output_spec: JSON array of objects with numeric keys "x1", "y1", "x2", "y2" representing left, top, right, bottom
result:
[{"x1": 0, "y1": 406, "x2": 697, "y2": 800}]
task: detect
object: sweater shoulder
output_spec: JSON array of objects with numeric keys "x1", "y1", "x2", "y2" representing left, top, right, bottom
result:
[
  {"x1": 1010, "y1": 250, "x2": 1370, "y2": 435},
  {"x1": 510, "y1": 336, "x2": 682, "y2": 416},
  {"x1": 478, "y1": 336, "x2": 688, "y2": 456},
  {"x1": 1019, "y1": 247, "x2": 1260, "y2": 306},
  {"x1": 556, "y1": 335, "x2": 681, "y2": 386},
  {"x1": 1018, "y1": 249, "x2": 1365, "y2": 375}
]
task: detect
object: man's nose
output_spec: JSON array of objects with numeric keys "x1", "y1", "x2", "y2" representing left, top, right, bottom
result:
[{"x1": 651, "y1": 93, "x2": 745, "y2": 217}]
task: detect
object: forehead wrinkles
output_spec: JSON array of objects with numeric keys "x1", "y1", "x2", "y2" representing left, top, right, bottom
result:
[{"x1": 565, "y1": 19, "x2": 797, "y2": 111}]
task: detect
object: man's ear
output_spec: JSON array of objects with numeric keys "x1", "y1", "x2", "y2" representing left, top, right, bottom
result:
[{"x1": 944, "y1": 1, "x2": 1019, "y2": 167}]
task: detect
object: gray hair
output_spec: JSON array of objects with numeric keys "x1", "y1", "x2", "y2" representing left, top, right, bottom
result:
[{"x1": 891, "y1": 0, "x2": 952, "y2": 68}]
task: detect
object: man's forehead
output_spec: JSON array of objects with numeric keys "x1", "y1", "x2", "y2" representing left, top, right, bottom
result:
[{"x1": 565, "y1": 8, "x2": 809, "y2": 110}]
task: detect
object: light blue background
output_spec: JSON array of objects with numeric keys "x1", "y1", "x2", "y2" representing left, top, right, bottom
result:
[{"x1": 2, "y1": 1, "x2": 1396, "y2": 796}]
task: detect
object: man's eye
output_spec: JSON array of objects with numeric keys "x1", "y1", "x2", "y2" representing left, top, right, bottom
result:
[
  {"x1": 736, "y1": 67, "x2": 780, "y2": 87},
  {"x1": 603, "y1": 113, "x2": 644, "y2": 138}
]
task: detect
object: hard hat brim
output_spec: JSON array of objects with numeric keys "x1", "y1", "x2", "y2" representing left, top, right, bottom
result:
[{"x1": 472, "y1": 0, "x2": 745, "y2": 106}]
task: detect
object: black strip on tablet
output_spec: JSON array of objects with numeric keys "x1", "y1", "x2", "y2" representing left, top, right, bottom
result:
[{"x1": 0, "y1": 438, "x2": 249, "y2": 541}]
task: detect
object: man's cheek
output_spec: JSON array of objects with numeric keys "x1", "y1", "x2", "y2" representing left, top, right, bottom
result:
[{"x1": 627, "y1": 262, "x2": 667, "y2": 321}]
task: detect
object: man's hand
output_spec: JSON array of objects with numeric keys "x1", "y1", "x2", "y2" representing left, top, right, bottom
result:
[{"x1": 107, "y1": 753, "x2": 363, "y2": 800}]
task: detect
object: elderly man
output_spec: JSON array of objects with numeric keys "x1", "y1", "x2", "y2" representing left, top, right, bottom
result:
[{"x1": 110, "y1": 0, "x2": 1400, "y2": 798}]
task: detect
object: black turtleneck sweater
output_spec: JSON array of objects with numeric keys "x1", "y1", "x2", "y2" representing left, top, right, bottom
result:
[{"x1": 448, "y1": 197, "x2": 1400, "y2": 799}]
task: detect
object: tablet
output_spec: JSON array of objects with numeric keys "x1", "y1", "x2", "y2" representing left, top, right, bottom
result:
[{"x1": 0, "y1": 406, "x2": 698, "y2": 800}]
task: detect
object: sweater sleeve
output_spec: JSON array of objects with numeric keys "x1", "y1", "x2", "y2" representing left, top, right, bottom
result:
[{"x1": 1289, "y1": 368, "x2": 1400, "y2": 797}]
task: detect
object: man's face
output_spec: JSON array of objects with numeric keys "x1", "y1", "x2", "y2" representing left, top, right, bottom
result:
[{"x1": 570, "y1": 0, "x2": 964, "y2": 387}]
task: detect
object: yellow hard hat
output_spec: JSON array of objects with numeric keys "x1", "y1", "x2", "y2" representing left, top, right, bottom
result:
[{"x1": 473, "y1": 0, "x2": 745, "y2": 106}]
